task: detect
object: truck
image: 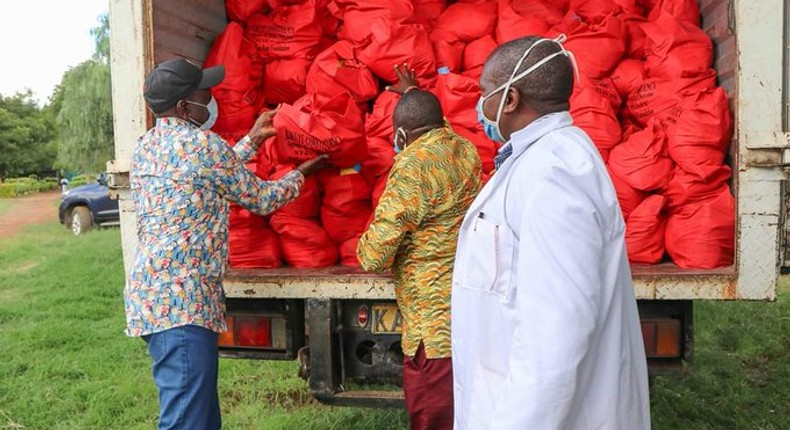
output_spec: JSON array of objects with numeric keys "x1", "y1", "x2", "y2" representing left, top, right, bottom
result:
[{"x1": 107, "y1": 0, "x2": 787, "y2": 408}]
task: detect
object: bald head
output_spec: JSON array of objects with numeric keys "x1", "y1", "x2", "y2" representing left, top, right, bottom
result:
[
  {"x1": 393, "y1": 90, "x2": 444, "y2": 131},
  {"x1": 483, "y1": 36, "x2": 574, "y2": 115}
]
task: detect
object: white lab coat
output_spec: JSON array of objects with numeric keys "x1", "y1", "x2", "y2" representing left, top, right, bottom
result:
[{"x1": 451, "y1": 112, "x2": 650, "y2": 430}]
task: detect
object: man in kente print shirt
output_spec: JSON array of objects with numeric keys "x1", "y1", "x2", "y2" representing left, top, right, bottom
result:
[
  {"x1": 126, "y1": 58, "x2": 327, "y2": 430},
  {"x1": 358, "y1": 66, "x2": 483, "y2": 430}
]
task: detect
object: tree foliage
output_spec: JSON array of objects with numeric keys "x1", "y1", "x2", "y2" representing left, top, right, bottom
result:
[
  {"x1": 53, "y1": 13, "x2": 114, "y2": 173},
  {"x1": 0, "y1": 91, "x2": 58, "y2": 179}
]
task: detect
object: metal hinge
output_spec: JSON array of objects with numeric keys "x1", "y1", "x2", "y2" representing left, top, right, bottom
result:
[{"x1": 106, "y1": 159, "x2": 131, "y2": 199}]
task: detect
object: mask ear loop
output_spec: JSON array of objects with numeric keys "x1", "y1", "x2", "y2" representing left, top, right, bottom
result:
[{"x1": 552, "y1": 34, "x2": 580, "y2": 83}]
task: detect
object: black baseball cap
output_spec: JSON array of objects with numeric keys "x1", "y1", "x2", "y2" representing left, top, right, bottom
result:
[{"x1": 143, "y1": 58, "x2": 225, "y2": 113}]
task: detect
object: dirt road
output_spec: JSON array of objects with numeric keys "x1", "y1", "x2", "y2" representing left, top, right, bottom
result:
[{"x1": 0, "y1": 192, "x2": 62, "y2": 239}]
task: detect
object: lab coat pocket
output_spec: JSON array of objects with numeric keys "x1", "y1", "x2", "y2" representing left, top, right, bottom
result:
[{"x1": 459, "y1": 216, "x2": 514, "y2": 299}]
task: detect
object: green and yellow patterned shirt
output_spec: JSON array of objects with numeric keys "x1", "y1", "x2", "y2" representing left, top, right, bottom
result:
[{"x1": 357, "y1": 125, "x2": 482, "y2": 359}]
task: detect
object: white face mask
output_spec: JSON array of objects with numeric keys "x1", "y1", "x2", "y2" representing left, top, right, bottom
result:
[
  {"x1": 186, "y1": 96, "x2": 219, "y2": 131},
  {"x1": 478, "y1": 34, "x2": 579, "y2": 142}
]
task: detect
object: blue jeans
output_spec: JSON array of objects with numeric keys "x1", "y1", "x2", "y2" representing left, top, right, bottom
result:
[{"x1": 143, "y1": 325, "x2": 221, "y2": 430}]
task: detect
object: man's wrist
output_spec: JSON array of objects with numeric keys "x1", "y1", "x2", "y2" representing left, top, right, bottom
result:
[{"x1": 247, "y1": 133, "x2": 264, "y2": 148}]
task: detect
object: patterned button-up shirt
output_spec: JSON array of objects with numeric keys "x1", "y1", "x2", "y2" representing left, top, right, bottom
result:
[
  {"x1": 125, "y1": 117, "x2": 303, "y2": 337},
  {"x1": 357, "y1": 126, "x2": 482, "y2": 359}
]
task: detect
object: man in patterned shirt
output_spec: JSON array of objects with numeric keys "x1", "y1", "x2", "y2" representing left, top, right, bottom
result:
[
  {"x1": 357, "y1": 87, "x2": 482, "y2": 430},
  {"x1": 128, "y1": 58, "x2": 327, "y2": 430}
]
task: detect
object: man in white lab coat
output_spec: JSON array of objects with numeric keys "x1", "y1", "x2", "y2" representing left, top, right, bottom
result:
[{"x1": 451, "y1": 35, "x2": 651, "y2": 430}]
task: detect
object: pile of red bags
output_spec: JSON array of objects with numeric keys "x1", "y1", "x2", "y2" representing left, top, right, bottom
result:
[
  {"x1": 213, "y1": 0, "x2": 733, "y2": 270},
  {"x1": 560, "y1": 1, "x2": 732, "y2": 269}
]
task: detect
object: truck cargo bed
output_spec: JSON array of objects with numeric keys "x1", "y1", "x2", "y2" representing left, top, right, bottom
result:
[{"x1": 224, "y1": 265, "x2": 737, "y2": 300}]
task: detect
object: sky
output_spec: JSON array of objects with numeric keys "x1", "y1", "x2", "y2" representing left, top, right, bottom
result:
[{"x1": 0, "y1": 0, "x2": 109, "y2": 105}]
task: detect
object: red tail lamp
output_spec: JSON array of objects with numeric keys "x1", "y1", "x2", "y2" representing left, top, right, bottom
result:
[
  {"x1": 641, "y1": 319, "x2": 681, "y2": 358},
  {"x1": 219, "y1": 316, "x2": 272, "y2": 348}
]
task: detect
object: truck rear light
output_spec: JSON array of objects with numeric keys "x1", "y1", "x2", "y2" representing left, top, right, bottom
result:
[
  {"x1": 236, "y1": 316, "x2": 272, "y2": 347},
  {"x1": 218, "y1": 317, "x2": 235, "y2": 347},
  {"x1": 641, "y1": 319, "x2": 681, "y2": 358},
  {"x1": 218, "y1": 316, "x2": 272, "y2": 348},
  {"x1": 357, "y1": 305, "x2": 369, "y2": 327}
]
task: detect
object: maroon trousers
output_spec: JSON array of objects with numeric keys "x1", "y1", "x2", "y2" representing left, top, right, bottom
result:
[{"x1": 403, "y1": 343, "x2": 454, "y2": 430}]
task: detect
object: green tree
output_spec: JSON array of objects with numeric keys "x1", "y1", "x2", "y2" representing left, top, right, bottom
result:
[
  {"x1": 53, "y1": 13, "x2": 113, "y2": 173},
  {"x1": 0, "y1": 91, "x2": 58, "y2": 179}
]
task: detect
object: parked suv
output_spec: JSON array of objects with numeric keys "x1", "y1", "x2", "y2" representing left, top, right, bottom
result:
[{"x1": 58, "y1": 173, "x2": 120, "y2": 236}]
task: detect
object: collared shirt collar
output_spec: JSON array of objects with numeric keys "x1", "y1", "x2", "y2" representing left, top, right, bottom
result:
[{"x1": 155, "y1": 116, "x2": 194, "y2": 128}]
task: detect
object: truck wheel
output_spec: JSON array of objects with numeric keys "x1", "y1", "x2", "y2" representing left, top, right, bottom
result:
[{"x1": 70, "y1": 206, "x2": 93, "y2": 236}]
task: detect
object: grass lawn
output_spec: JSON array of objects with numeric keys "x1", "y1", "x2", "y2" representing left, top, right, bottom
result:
[{"x1": 0, "y1": 222, "x2": 788, "y2": 429}]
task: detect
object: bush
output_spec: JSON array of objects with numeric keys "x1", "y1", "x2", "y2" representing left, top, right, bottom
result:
[
  {"x1": 68, "y1": 174, "x2": 96, "y2": 188},
  {"x1": 0, "y1": 176, "x2": 61, "y2": 197}
]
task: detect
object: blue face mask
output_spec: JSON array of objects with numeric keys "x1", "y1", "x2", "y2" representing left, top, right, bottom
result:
[
  {"x1": 393, "y1": 128, "x2": 406, "y2": 154},
  {"x1": 477, "y1": 97, "x2": 505, "y2": 143}
]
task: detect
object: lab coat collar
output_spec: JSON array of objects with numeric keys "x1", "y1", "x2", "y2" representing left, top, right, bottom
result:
[
  {"x1": 463, "y1": 111, "x2": 574, "y2": 223},
  {"x1": 505, "y1": 111, "x2": 574, "y2": 159}
]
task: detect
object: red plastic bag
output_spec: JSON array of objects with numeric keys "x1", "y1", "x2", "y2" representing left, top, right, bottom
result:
[
  {"x1": 607, "y1": 166, "x2": 647, "y2": 221},
  {"x1": 625, "y1": 194, "x2": 667, "y2": 264},
  {"x1": 434, "y1": 1, "x2": 497, "y2": 43},
  {"x1": 274, "y1": 92, "x2": 367, "y2": 167},
  {"x1": 413, "y1": 0, "x2": 446, "y2": 22},
  {"x1": 228, "y1": 205, "x2": 282, "y2": 268},
  {"x1": 455, "y1": 126, "x2": 497, "y2": 175},
  {"x1": 463, "y1": 35, "x2": 498, "y2": 74},
  {"x1": 269, "y1": 215, "x2": 339, "y2": 267},
  {"x1": 436, "y1": 72, "x2": 481, "y2": 131},
  {"x1": 620, "y1": 13, "x2": 648, "y2": 59},
  {"x1": 569, "y1": 0, "x2": 617, "y2": 20},
  {"x1": 271, "y1": 165, "x2": 321, "y2": 218},
  {"x1": 365, "y1": 91, "x2": 399, "y2": 140},
  {"x1": 263, "y1": 58, "x2": 311, "y2": 105},
  {"x1": 624, "y1": 70, "x2": 716, "y2": 126},
  {"x1": 340, "y1": 235, "x2": 362, "y2": 266},
  {"x1": 319, "y1": 170, "x2": 373, "y2": 244},
  {"x1": 578, "y1": 75, "x2": 622, "y2": 110},
  {"x1": 206, "y1": 24, "x2": 265, "y2": 139},
  {"x1": 665, "y1": 188, "x2": 734, "y2": 269},
  {"x1": 608, "y1": 120, "x2": 673, "y2": 192},
  {"x1": 557, "y1": 13, "x2": 626, "y2": 79},
  {"x1": 330, "y1": 0, "x2": 414, "y2": 26},
  {"x1": 357, "y1": 18, "x2": 437, "y2": 83},
  {"x1": 306, "y1": 40, "x2": 380, "y2": 103},
  {"x1": 642, "y1": 12, "x2": 712, "y2": 78},
  {"x1": 431, "y1": 30, "x2": 465, "y2": 73},
  {"x1": 663, "y1": 165, "x2": 732, "y2": 211},
  {"x1": 570, "y1": 86, "x2": 622, "y2": 161},
  {"x1": 647, "y1": 0, "x2": 700, "y2": 26},
  {"x1": 212, "y1": 95, "x2": 262, "y2": 144},
  {"x1": 664, "y1": 88, "x2": 732, "y2": 174},
  {"x1": 206, "y1": 23, "x2": 262, "y2": 95},
  {"x1": 497, "y1": 0, "x2": 556, "y2": 43},
  {"x1": 227, "y1": 0, "x2": 269, "y2": 23},
  {"x1": 363, "y1": 92, "x2": 399, "y2": 180},
  {"x1": 246, "y1": 4, "x2": 323, "y2": 60},
  {"x1": 610, "y1": 59, "x2": 645, "y2": 98},
  {"x1": 257, "y1": 137, "x2": 282, "y2": 174}
]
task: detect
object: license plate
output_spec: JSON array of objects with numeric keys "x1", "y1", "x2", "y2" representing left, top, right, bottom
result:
[{"x1": 372, "y1": 304, "x2": 403, "y2": 334}]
